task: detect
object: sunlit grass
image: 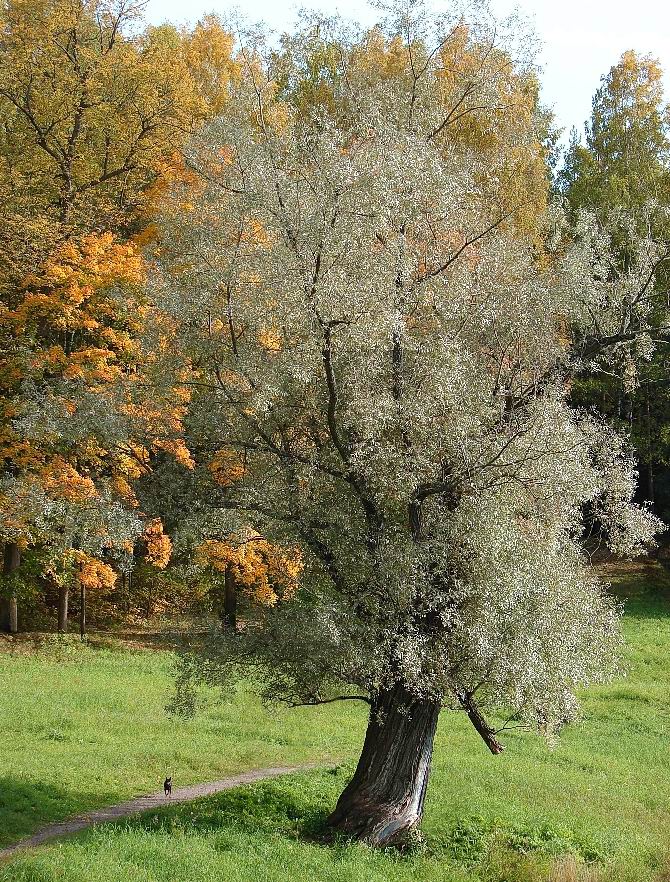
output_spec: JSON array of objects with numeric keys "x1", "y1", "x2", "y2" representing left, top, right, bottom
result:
[
  {"x1": 1, "y1": 562, "x2": 670, "y2": 881},
  {"x1": 0, "y1": 637, "x2": 366, "y2": 848}
]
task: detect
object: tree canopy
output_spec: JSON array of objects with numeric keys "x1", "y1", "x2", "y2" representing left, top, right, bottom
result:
[
  {"x1": 1, "y1": 0, "x2": 669, "y2": 849},
  {"x1": 0, "y1": 0, "x2": 234, "y2": 625},
  {"x1": 150, "y1": 6, "x2": 664, "y2": 844}
]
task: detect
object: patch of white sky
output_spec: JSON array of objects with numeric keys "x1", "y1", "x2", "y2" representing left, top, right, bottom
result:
[{"x1": 145, "y1": 0, "x2": 670, "y2": 144}]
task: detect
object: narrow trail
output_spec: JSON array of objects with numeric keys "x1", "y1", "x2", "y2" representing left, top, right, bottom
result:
[{"x1": 0, "y1": 764, "x2": 320, "y2": 861}]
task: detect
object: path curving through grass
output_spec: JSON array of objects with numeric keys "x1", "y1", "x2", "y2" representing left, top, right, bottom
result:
[{"x1": 0, "y1": 764, "x2": 320, "y2": 861}]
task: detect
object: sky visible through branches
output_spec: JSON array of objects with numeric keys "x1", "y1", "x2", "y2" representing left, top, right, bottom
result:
[{"x1": 145, "y1": 0, "x2": 670, "y2": 143}]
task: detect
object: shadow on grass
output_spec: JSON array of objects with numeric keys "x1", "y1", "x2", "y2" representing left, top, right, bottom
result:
[
  {"x1": 118, "y1": 771, "x2": 345, "y2": 843},
  {"x1": 0, "y1": 776, "x2": 102, "y2": 849},
  {"x1": 100, "y1": 771, "x2": 608, "y2": 867},
  {"x1": 602, "y1": 560, "x2": 670, "y2": 620}
]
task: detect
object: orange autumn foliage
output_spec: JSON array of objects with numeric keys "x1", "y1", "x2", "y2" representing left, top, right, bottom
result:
[
  {"x1": 0, "y1": 228, "x2": 194, "y2": 561},
  {"x1": 197, "y1": 533, "x2": 303, "y2": 606},
  {"x1": 40, "y1": 458, "x2": 98, "y2": 502},
  {"x1": 2, "y1": 229, "x2": 193, "y2": 463},
  {"x1": 13, "y1": 232, "x2": 144, "y2": 338},
  {"x1": 70, "y1": 551, "x2": 117, "y2": 591},
  {"x1": 0, "y1": 1, "x2": 241, "y2": 580},
  {"x1": 143, "y1": 519, "x2": 173, "y2": 569},
  {"x1": 208, "y1": 449, "x2": 246, "y2": 486},
  {"x1": 152, "y1": 438, "x2": 195, "y2": 470}
]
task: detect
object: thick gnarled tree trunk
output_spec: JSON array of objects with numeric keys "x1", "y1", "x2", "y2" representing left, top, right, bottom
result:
[{"x1": 326, "y1": 683, "x2": 440, "y2": 846}]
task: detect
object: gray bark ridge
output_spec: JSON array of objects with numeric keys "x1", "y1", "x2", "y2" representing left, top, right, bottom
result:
[
  {"x1": 0, "y1": 764, "x2": 320, "y2": 861},
  {"x1": 327, "y1": 683, "x2": 441, "y2": 846}
]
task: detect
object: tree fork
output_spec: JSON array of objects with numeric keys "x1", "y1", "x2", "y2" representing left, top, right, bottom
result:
[{"x1": 326, "y1": 683, "x2": 440, "y2": 846}]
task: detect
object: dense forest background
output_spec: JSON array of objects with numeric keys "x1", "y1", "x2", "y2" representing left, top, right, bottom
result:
[{"x1": 1, "y1": 0, "x2": 670, "y2": 637}]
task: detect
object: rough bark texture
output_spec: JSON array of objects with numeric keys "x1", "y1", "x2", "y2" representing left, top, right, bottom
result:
[
  {"x1": 58, "y1": 585, "x2": 69, "y2": 633},
  {"x1": 326, "y1": 683, "x2": 440, "y2": 846},
  {"x1": 456, "y1": 691, "x2": 505, "y2": 754},
  {"x1": 2, "y1": 543, "x2": 20, "y2": 634}
]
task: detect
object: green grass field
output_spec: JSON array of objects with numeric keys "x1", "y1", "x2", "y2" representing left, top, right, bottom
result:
[
  {"x1": 1, "y1": 562, "x2": 669, "y2": 882},
  {"x1": 0, "y1": 635, "x2": 366, "y2": 849}
]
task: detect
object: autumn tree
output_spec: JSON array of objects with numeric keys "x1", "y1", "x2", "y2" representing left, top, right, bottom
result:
[
  {"x1": 0, "y1": 0, "x2": 237, "y2": 630},
  {"x1": 560, "y1": 51, "x2": 670, "y2": 218},
  {"x1": 196, "y1": 530, "x2": 302, "y2": 630},
  {"x1": 150, "y1": 5, "x2": 664, "y2": 844},
  {"x1": 0, "y1": 0, "x2": 237, "y2": 229},
  {"x1": 0, "y1": 231, "x2": 187, "y2": 631}
]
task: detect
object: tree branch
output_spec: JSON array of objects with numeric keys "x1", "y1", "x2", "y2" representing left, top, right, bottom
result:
[
  {"x1": 285, "y1": 694, "x2": 372, "y2": 708},
  {"x1": 455, "y1": 690, "x2": 505, "y2": 754},
  {"x1": 412, "y1": 213, "x2": 511, "y2": 288}
]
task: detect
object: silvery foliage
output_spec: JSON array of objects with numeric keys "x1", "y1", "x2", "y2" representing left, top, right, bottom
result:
[
  {"x1": 151, "y1": 4, "x2": 662, "y2": 734},
  {"x1": 1, "y1": 470, "x2": 142, "y2": 568},
  {"x1": 554, "y1": 203, "x2": 670, "y2": 386},
  {"x1": 4, "y1": 343, "x2": 149, "y2": 565}
]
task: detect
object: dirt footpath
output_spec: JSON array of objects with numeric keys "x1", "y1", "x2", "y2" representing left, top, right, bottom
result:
[{"x1": 0, "y1": 764, "x2": 319, "y2": 860}]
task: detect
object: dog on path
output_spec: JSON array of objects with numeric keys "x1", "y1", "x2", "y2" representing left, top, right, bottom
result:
[{"x1": 163, "y1": 776, "x2": 172, "y2": 797}]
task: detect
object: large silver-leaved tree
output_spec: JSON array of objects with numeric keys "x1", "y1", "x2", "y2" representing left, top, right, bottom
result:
[{"x1": 151, "y1": 4, "x2": 663, "y2": 846}]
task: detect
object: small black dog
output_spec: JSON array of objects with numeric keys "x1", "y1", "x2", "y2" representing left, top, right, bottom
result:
[{"x1": 163, "y1": 776, "x2": 172, "y2": 797}]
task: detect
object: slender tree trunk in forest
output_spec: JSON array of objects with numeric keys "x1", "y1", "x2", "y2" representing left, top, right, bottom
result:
[
  {"x1": 79, "y1": 578, "x2": 86, "y2": 640},
  {"x1": 223, "y1": 567, "x2": 237, "y2": 631},
  {"x1": 58, "y1": 585, "x2": 69, "y2": 633},
  {"x1": 2, "y1": 542, "x2": 20, "y2": 634},
  {"x1": 326, "y1": 683, "x2": 441, "y2": 846},
  {"x1": 7, "y1": 595, "x2": 18, "y2": 633},
  {"x1": 126, "y1": 569, "x2": 132, "y2": 614},
  {"x1": 646, "y1": 393, "x2": 655, "y2": 505}
]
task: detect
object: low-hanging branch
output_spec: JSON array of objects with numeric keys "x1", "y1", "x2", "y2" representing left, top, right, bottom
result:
[{"x1": 455, "y1": 690, "x2": 505, "y2": 755}]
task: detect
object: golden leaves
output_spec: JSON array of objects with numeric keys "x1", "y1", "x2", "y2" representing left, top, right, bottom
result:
[
  {"x1": 179, "y1": 14, "x2": 240, "y2": 116},
  {"x1": 40, "y1": 458, "x2": 98, "y2": 502},
  {"x1": 257, "y1": 327, "x2": 283, "y2": 353},
  {"x1": 197, "y1": 532, "x2": 303, "y2": 606},
  {"x1": 610, "y1": 50, "x2": 665, "y2": 115},
  {"x1": 208, "y1": 449, "x2": 246, "y2": 486},
  {"x1": 352, "y1": 30, "x2": 408, "y2": 81},
  {"x1": 434, "y1": 36, "x2": 548, "y2": 242},
  {"x1": 0, "y1": 1, "x2": 237, "y2": 230},
  {"x1": 142, "y1": 519, "x2": 172, "y2": 569},
  {"x1": 0, "y1": 2, "x2": 231, "y2": 561},
  {"x1": 240, "y1": 217, "x2": 274, "y2": 247},
  {"x1": 12, "y1": 233, "x2": 144, "y2": 342},
  {"x1": 110, "y1": 475, "x2": 138, "y2": 506},
  {"x1": 152, "y1": 438, "x2": 195, "y2": 470},
  {"x1": 70, "y1": 551, "x2": 117, "y2": 591}
]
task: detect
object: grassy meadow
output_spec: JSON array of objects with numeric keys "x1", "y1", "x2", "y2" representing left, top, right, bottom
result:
[
  {"x1": 0, "y1": 635, "x2": 366, "y2": 849},
  {"x1": 1, "y1": 562, "x2": 669, "y2": 881}
]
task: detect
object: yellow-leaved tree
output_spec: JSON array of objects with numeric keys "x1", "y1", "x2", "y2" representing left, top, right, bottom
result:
[
  {"x1": 0, "y1": 0, "x2": 237, "y2": 632},
  {"x1": 197, "y1": 530, "x2": 302, "y2": 630}
]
